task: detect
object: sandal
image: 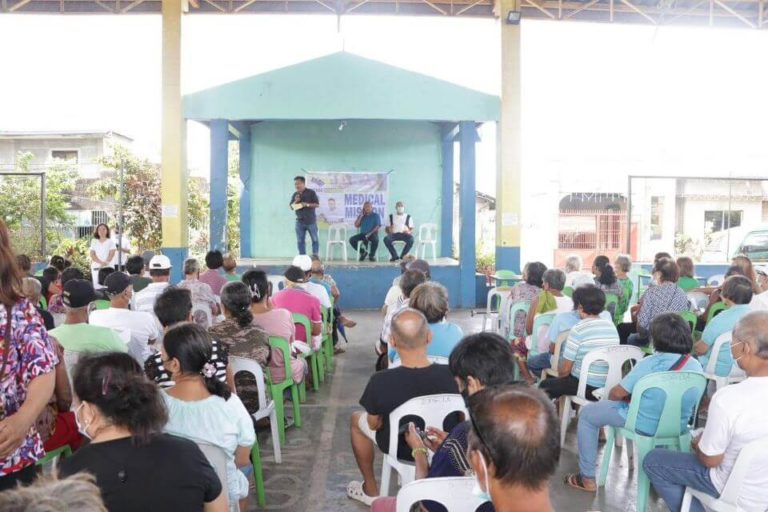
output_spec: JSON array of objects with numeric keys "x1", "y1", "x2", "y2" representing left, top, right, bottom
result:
[
  {"x1": 565, "y1": 473, "x2": 596, "y2": 493},
  {"x1": 346, "y1": 480, "x2": 377, "y2": 506}
]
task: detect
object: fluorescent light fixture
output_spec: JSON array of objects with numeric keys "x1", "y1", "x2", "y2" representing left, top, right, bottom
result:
[{"x1": 506, "y1": 10, "x2": 522, "y2": 24}]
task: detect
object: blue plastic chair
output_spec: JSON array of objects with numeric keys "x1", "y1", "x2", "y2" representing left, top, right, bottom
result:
[
  {"x1": 529, "y1": 312, "x2": 556, "y2": 358},
  {"x1": 598, "y1": 371, "x2": 707, "y2": 512}
]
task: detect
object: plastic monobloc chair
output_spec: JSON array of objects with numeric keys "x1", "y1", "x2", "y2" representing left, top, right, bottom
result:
[{"x1": 266, "y1": 336, "x2": 302, "y2": 439}]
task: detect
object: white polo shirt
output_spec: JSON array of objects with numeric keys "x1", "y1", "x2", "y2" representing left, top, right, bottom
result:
[
  {"x1": 388, "y1": 213, "x2": 414, "y2": 234},
  {"x1": 90, "y1": 307, "x2": 162, "y2": 363},
  {"x1": 133, "y1": 282, "x2": 170, "y2": 314}
]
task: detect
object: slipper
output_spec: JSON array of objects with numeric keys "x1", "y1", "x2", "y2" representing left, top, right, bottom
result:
[
  {"x1": 564, "y1": 473, "x2": 596, "y2": 493},
  {"x1": 334, "y1": 346, "x2": 346, "y2": 355},
  {"x1": 346, "y1": 480, "x2": 377, "y2": 506},
  {"x1": 340, "y1": 316, "x2": 357, "y2": 328}
]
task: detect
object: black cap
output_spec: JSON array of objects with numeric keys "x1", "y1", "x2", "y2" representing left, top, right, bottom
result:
[
  {"x1": 105, "y1": 272, "x2": 132, "y2": 296},
  {"x1": 284, "y1": 265, "x2": 306, "y2": 284},
  {"x1": 62, "y1": 279, "x2": 96, "y2": 308}
]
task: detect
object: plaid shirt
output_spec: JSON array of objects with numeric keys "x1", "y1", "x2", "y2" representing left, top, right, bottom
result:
[{"x1": 638, "y1": 282, "x2": 689, "y2": 332}]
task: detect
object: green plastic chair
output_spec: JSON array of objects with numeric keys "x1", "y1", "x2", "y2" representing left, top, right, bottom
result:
[
  {"x1": 598, "y1": 371, "x2": 707, "y2": 512},
  {"x1": 321, "y1": 305, "x2": 334, "y2": 374},
  {"x1": 678, "y1": 310, "x2": 697, "y2": 336},
  {"x1": 529, "y1": 312, "x2": 556, "y2": 358},
  {"x1": 505, "y1": 301, "x2": 530, "y2": 342},
  {"x1": 604, "y1": 293, "x2": 620, "y2": 325},
  {"x1": 562, "y1": 286, "x2": 574, "y2": 298},
  {"x1": 250, "y1": 438, "x2": 266, "y2": 507},
  {"x1": 292, "y1": 313, "x2": 322, "y2": 392},
  {"x1": 494, "y1": 269, "x2": 519, "y2": 288},
  {"x1": 705, "y1": 301, "x2": 728, "y2": 326},
  {"x1": 39, "y1": 296, "x2": 48, "y2": 310},
  {"x1": 36, "y1": 444, "x2": 71, "y2": 467},
  {"x1": 266, "y1": 336, "x2": 302, "y2": 443},
  {"x1": 94, "y1": 299, "x2": 110, "y2": 310}
]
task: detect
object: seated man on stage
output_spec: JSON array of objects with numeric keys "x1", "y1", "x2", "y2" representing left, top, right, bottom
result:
[
  {"x1": 349, "y1": 201, "x2": 381, "y2": 262},
  {"x1": 383, "y1": 201, "x2": 414, "y2": 262}
]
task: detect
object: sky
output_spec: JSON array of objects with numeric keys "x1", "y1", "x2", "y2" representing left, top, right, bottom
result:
[{"x1": 1, "y1": 14, "x2": 767, "y2": 196}]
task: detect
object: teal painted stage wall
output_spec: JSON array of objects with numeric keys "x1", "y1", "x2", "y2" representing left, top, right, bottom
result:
[{"x1": 249, "y1": 120, "x2": 444, "y2": 258}]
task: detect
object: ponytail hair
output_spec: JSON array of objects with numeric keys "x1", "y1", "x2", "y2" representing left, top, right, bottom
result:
[
  {"x1": 163, "y1": 322, "x2": 231, "y2": 400},
  {"x1": 242, "y1": 269, "x2": 269, "y2": 304},
  {"x1": 220, "y1": 281, "x2": 254, "y2": 328},
  {"x1": 73, "y1": 352, "x2": 168, "y2": 445},
  {"x1": 594, "y1": 255, "x2": 617, "y2": 286}
]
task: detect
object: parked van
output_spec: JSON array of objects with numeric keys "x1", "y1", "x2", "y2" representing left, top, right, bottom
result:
[{"x1": 734, "y1": 226, "x2": 768, "y2": 262}]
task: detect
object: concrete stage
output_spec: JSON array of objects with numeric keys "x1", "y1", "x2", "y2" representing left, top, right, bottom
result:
[{"x1": 236, "y1": 257, "x2": 486, "y2": 310}]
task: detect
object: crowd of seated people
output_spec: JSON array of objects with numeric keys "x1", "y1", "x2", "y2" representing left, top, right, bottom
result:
[{"x1": 5, "y1": 212, "x2": 768, "y2": 512}]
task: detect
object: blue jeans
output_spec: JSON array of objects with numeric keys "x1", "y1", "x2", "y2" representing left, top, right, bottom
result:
[
  {"x1": 627, "y1": 333, "x2": 649, "y2": 347},
  {"x1": 295, "y1": 221, "x2": 319, "y2": 255},
  {"x1": 577, "y1": 400, "x2": 627, "y2": 479},
  {"x1": 383, "y1": 232, "x2": 414, "y2": 259},
  {"x1": 527, "y1": 353, "x2": 551, "y2": 378},
  {"x1": 643, "y1": 449, "x2": 719, "y2": 512}
]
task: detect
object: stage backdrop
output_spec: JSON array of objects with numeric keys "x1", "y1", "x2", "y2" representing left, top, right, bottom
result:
[
  {"x1": 247, "y1": 120, "x2": 444, "y2": 259},
  {"x1": 308, "y1": 171, "x2": 390, "y2": 228}
]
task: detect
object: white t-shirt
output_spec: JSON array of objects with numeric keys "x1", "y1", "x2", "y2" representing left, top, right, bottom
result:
[
  {"x1": 383, "y1": 284, "x2": 403, "y2": 310},
  {"x1": 133, "y1": 282, "x2": 170, "y2": 314},
  {"x1": 302, "y1": 282, "x2": 331, "y2": 309},
  {"x1": 750, "y1": 291, "x2": 768, "y2": 311},
  {"x1": 110, "y1": 236, "x2": 131, "y2": 267},
  {"x1": 699, "y1": 376, "x2": 768, "y2": 510},
  {"x1": 566, "y1": 271, "x2": 594, "y2": 288},
  {"x1": 89, "y1": 238, "x2": 115, "y2": 269},
  {"x1": 388, "y1": 213, "x2": 414, "y2": 234},
  {"x1": 90, "y1": 307, "x2": 162, "y2": 363},
  {"x1": 554, "y1": 295, "x2": 574, "y2": 313}
]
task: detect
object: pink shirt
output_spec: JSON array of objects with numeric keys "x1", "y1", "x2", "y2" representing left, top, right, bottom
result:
[
  {"x1": 198, "y1": 269, "x2": 228, "y2": 296},
  {"x1": 271, "y1": 288, "x2": 321, "y2": 342},
  {"x1": 252, "y1": 308, "x2": 305, "y2": 384}
]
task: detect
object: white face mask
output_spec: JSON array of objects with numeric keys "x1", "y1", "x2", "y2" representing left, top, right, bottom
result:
[
  {"x1": 74, "y1": 402, "x2": 93, "y2": 440},
  {"x1": 396, "y1": 206, "x2": 405, "y2": 214},
  {"x1": 471, "y1": 451, "x2": 492, "y2": 502},
  {"x1": 732, "y1": 341, "x2": 747, "y2": 368}
]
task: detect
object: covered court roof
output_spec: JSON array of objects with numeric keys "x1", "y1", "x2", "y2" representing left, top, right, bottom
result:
[
  {"x1": 2, "y1": 0, "x2": 765, "y2": 29},
  {"x1": 183, "y1": 52, "x2": 501, "y2": 122}
]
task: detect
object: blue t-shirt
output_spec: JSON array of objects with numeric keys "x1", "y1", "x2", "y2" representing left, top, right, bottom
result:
[
  {"x1": 699, "y1": 304, "x2": 750, "y2": 377},
  {"x1": 359, "y1": 212, "x2": 381, "y2": 235},
  {"x1": 390, "y1": 321, "x2": 464, "y2": 362},
  {"x1": 618, "y1": 352, "x2": 703, "y2": 435}
]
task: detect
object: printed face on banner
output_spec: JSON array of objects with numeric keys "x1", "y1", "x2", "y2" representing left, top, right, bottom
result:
[{"x1": 308, "y1": 172, "x2": 390, "y2": 228}]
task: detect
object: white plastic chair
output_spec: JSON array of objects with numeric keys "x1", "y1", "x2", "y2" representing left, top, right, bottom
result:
[
  {"x1": 687, "y1": 292, "x2": 709, "y2": 313},
  {"x1": 325, "y1": 225, "x2": 348, "y2": 262},
  {"x1": 356, "y1": 239, "x2": 380, "y2": 262},
  {"x1": 681, "y1": 437, "x2": 768, "y2": 512},
  {"x1": 389, "y1": 355, "x2": 449, "y2": 369},
  {"x1": 703, "y1": 332, "x2": 746, "y2": 391},
  {"x1": 380, "y1": 394, "x2": 467, "y2": 496},
  {"x1": 482, "y1": 287, "x2": 507, "y2": 333},
  {"x1": 192, "y1": 302, "x2": 213, "y2": 328},
  {"x1": 416, "y1": 223, "x2": 438, "y2": 261},
  {"x1": 558, "y1": 345, "x2": 644, "y2": 446},
  {"x1": 196, "y1": 442, "x2": 235, "y2": 512},
  {"x1": 229, "y1": 356, "x2": 281, "y2": 464},
  {"x1": 266, "y1": 275, "x2": 284, "y2": 295},
  {"x1": 543, "y1": 330, "x2": 571, "y2": 380},
  {"x1": 395, "y1": 476, "x2": 489, "y2": 512},
  {"x1": 707, "y1": 274, "x2": 726, "y2": 287}
]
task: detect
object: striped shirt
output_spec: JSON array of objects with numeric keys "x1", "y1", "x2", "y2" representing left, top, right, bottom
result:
[{"x1": 562, "y1": 317, "x2": 619, "y2": 387}]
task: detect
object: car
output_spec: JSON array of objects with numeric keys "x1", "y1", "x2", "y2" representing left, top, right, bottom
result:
[{"x1": 734, "y1": 226, "x2": 768, "y2": 263}]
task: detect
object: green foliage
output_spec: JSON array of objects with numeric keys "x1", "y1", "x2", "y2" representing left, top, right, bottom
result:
[
  {"x1": 92, "y1": 145, "x2": 208, "y2": 252},
  {"x1": 476, "y1": 251, "x2": 496, "y2": 273},
  {"x1": 227, "y1": 142, "x2": 241, "y2": 257},
  {"x1": 53, "y1": 238, "x2": 91, "y2": 274},
  {"x1": 0, "y1": 152, "x2": 76, "y2": 260}
]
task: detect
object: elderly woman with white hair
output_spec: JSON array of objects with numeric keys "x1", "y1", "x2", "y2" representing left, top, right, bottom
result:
[
  {"x1": 178, "y1": 258, "x2": 220, "y2": 325},
  {"x1": 564, "y1": 254, "x2": 594, "y2": 288}
]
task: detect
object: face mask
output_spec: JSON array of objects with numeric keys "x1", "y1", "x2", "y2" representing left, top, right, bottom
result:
[
  {"x1": 74, "y1": 402, "x2": 93, "y2": 440},
  {"x1": 732, "y1": 341, "x2": 747, "y2": 368},
  {"x1": 471, "y1": 451, "x2": 492, "y2": 502},
  {"x1": 396, "y1": 207, "x2": 405, "y2": 214}
]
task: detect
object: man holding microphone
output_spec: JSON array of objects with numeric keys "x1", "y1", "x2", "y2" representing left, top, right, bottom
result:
[
  {"x1": 349, "y1": 201, "x2": 381, "y2": 262},
  {"x1": 290, "y1": 176, "x2": 320, "y2": 256}
]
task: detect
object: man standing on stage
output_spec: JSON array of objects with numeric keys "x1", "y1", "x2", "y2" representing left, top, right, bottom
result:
[
  {"x1": 383, "y1": 201, "x2": 415, "y2": 262},
  {"x1": 290, "y1": 175, "x2": 320, "y2": 256},
  {"x1": 350, "y1": 201, "x2": 381, "y2": 262}
]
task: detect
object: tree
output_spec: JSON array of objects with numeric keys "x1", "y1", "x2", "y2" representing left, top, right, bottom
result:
[
  {"x1": 0, "y1": 152, "x2": 77, "y2": 259},
  {"x1": 92, "y1": 145, "x2": 208, "y2": 252},
  {"x1": 227, "y1": 142, "x2": 241, "y2": 257}
]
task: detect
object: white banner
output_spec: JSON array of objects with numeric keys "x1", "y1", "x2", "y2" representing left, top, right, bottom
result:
[{"x1": 306, "y1": 171, "x2": 390, "y2": 228}]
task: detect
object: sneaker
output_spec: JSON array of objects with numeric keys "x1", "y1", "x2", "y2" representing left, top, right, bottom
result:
[
  {"x1": 358, "y1": 251, "x2": 368, "y2": 262},
  {"x1": 389, "y1": 256, "x2": 399, "y2": 262}
]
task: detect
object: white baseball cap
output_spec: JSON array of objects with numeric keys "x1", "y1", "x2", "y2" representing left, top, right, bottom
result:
[
  {"x1": 149, "y1": 254, "x2": 172, "y2": 270},
  {"x1": 292, "y1": 254, "x2": 312, "y2": 272}
]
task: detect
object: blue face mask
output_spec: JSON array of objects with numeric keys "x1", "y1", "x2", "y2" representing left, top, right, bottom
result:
[{"x1": 471, "y1": 451, "x2": 492, "y2": 503}]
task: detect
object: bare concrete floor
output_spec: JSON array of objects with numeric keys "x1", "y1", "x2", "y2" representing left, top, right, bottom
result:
[{"x1": 249, "y1": 310, "x2": 666, "y2": 512}]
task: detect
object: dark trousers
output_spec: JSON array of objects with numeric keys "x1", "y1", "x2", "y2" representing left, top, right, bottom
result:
[
  {"x1": 383, "y1": 233, "x2": 414, "y2": 259},
  {"x1": 350, "y1": 233, "x2": 378, "y2": 259},
  {"x1": 0, "y1": 464, "x2": 39, "y2": 491},
  {"x1": 539, "y1": 375, "x2": 598, "y2": 401}
]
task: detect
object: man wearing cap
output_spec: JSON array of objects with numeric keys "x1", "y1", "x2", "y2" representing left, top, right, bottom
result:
[
  {"x1": 133, "y1": 254, "x2": 173, "y2": 313},
  {"x1": 292, "y1": 254, "x2": 331, "y2": 309},
  {"x1": 383, "y1": 201, "x2": 415, "y2": 262},
  {"x1": 90, "y1": 272, "x2": 162, "y2": 364},
  {"x1": 272, "y1": 266, "x2": 323, "y2": 351},
  {"x1": 48, "y1": 279, "x2": 127, "y2": 357}
]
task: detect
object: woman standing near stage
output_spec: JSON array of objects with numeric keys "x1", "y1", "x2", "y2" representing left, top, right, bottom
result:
[{"x1": 89, "y1": 224, "x2": 115, "y2": 286}]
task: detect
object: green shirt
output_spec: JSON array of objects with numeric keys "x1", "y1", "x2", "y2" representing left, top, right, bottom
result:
[
  {"x1": 678, "y1": 276, "x2": 699, "y2": 291},
  {"x1": 225, "y1": 274, "x2": 241, "y2": 282},
  {"x1": 130, "y1": 275, "x2": 153, "y2": 293},
  {"x1": 49, "y1": 323, "x2": 128, "y2": 354}
]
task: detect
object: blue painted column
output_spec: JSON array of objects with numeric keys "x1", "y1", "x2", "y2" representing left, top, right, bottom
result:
[
  {"x1": 440, "y1": 123, "x2": 456, "y2": 258},
  {"x1": 209, "y1": 119, "x2": 229, "y2": 251},
  {"x1": 238, "y1": 125, "x2": 252, "y2": 257},
  {"x1": 459, "y1": 121, "x2": 477, "y2": 308}
]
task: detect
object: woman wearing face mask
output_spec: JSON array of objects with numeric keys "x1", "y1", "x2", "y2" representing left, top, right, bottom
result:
[
  {"x1": 160, "y1": 322, "x2": 255, "y2": 511},
  {"x1": 59, "y1": 352, "x2": 226, "y2": 512}
]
